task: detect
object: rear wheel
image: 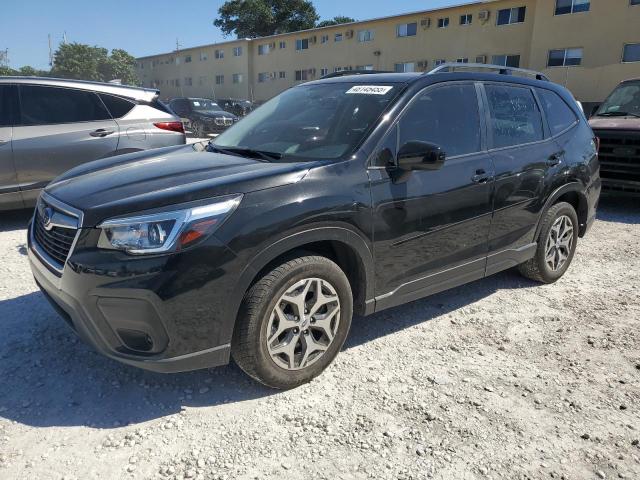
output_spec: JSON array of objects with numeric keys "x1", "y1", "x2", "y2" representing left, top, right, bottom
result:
[
  {"x1": 191, "y1": 120, "x2": 204, "y2": 138},
  {"x1": 232, "y1": 255, "x2": 353, "y2": 389},
  {"x1": 518, "y1": 202, "x2": 578, "y2": 283}
]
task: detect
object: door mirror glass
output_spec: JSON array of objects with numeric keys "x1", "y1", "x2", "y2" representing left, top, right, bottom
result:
[{"x1": 397, "y1": 141, "x2": 446, "y2": 170}]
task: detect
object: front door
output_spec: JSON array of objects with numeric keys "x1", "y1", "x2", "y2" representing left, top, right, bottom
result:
[
  {"x1": 370, "y1": 82, "x2": 494, "y2": 310},
  {"x1": 12, "y1": 84, "x2": 119, "y2": 205},
  {"x1": 0, "y1": 84, "x2": 22, "y2": 210}
]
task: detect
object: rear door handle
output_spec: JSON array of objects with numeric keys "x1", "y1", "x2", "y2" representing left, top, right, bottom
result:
[
  {"x1": 90, "y1": 129, "x2": 115, "y2": 137},
  {"x1": 547, "y1": 151, "x2": 564, "y2": 166},
  {"x1": 472, "y1": 169, "x2": 491, "y2": 184}
]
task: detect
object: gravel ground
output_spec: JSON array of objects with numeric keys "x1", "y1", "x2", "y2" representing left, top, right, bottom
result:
[{"x1": 0, "y1": 198, "x2": 638, "y2": 480}]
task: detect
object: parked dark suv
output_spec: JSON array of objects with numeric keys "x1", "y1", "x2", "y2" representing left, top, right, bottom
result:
[
  {"x1": 168, "y1": 97, "x2": 238, "y2": 137},
  {"x1": 28, "y1": 65, "x2": 600, "y2": 389}
]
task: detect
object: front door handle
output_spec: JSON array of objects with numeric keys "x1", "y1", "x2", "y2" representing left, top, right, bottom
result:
[
  {"x1": 90, "y1": 129, "x2": 115, "y2": 138},
  {"x1": 472, "y1": 169, "x2": 491, "y2": 184},
  {"x1": 547, "y1": 151, "x2": 564, "y2": 166}
]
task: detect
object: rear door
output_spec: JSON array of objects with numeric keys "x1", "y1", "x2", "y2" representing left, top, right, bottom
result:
[
  {"x1": 0, "y1": 84, "x2": 23, "y2": 210},
  {"x1": 482, "y1": 82, "x2": 561, "y2": 274},
  {"x1": 13, "y1": 84, "x2": 119, "y2": 205}
]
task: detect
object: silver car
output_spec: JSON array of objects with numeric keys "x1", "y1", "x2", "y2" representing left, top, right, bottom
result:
[{"x1": 0, "y1": 77, "x2": 186, "y2": 210}]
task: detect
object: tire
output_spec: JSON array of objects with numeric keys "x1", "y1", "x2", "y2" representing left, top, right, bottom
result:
[
  {"x1": 232, "y1": 255, "x2": 353, "y2": 389},
  {"x1": 518, "y1": 202, "x2": 579, "y2": 284},
  {"x1": 191, "y1": 121, "x2": 204, "y2": 138}
]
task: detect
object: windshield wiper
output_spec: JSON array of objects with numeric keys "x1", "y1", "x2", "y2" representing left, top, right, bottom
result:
[
  {"x1": 208, "y1": 144, "x2": 282, "y2": 162},
  {"x1": 596, "y1": 111, "x2": 640, "y2": 118}
]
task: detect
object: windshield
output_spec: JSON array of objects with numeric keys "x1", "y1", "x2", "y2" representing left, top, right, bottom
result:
[
  {"x1": 212, "y1": 82, "x2": 402, "y2": 161},
  {"x1": 596, "y1": 82, "x2": 640, "y2": 116},
  {"x1": 190, "y1": 99, "x2": 222, "y2": 112}
]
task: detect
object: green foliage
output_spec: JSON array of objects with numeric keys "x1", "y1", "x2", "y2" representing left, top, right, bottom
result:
[
  {"x1": 214, "y1": 0, "x2": 319, "y2": 38},
  {"x1": 0, "y1": 65, "x2": 49, "y2": 77},
  {"x1": 316, "y1": 16, "x2": 356, "y2": 28}
]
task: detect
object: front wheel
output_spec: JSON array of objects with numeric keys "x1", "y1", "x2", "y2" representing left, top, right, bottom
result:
[
  {"x1": 232, "y1": 255, "x2": 353, "y2": 389},
  {"x1": 518, "y1": 202, "x2": 579, "y2": 283}
]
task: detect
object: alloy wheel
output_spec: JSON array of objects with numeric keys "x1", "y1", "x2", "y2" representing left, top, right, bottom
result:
[
  {"x1": 545, "y1": 215, "x2": 574, "y2": 272},
  {"x1": 266, "y1": 277, "x2": 341, "y2": 370}
]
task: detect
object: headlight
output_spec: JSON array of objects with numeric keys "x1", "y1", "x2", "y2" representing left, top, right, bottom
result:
[{"x1": 97, "y1": 194, "x2": 242, "y2": 254}]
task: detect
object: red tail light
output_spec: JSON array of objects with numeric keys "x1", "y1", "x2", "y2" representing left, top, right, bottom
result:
[{"x1": 154, "y1": 121, "x2": 185, "y2": 134}]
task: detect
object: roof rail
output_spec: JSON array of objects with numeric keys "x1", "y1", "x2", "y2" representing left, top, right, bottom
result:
[
  {"x1": 320, "y1": 69, "x2": 393, "y2": 79},
  {"x1": 426, "y1": 63, "x2": 549, "y2": 81}
]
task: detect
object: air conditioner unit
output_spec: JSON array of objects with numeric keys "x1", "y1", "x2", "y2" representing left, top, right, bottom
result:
[
  {"x1": 475, "y1": 55, "x2": 487, "y2": 64},
  {"x1": 478, "y1": 10, "x2": 490, "y2": 21},
  {"x1": 420, "y1": 18, "x2": 431, "y2": 29},
  {"x1": 345, "y1": 30, "x2": 354, "y2": 39}
]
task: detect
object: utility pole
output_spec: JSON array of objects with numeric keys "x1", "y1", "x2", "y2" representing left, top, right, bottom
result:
[
  {"x1": 0, "y1": 48, "x2": 9, "y2": 68},
  {"x1": 175, "y1": 38, "x2": 184, "y2": 97},
  {"x1": 48, "y1": 34, "x2": 53, "y2": 66}
]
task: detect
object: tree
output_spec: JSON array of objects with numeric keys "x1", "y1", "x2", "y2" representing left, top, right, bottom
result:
[
  {"x1": 316, "y1": 16, "x2": 356, "y2": 28},
  {"x1": 51, "y1": 42, "x2": 139, "y2": 85},
  {"x1": 0, "y1": 66, "x2": 17, "y2": 76},
  {"x1": 214, "y1": 0, "x2": 319, "y2": 38}
]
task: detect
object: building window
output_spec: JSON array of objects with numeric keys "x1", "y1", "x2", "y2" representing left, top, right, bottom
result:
[
  {"x1": 320, "y1": 67, "x2": 329, "y2": 76},
  {"x1": 185, "y1": 77, "x2": 192, "y2": 86},
  {"x1": 296, "y1": 38, "x2": 309, "y2": 50},
  {"x1": 258, "y1": 44, "x2": 270, "y2": 55},
  {"x1": 175, "y1": 79, "x2": 180, "y2": 87},
  {"x1": 233, "y1": 47, "x2": 242, "y2": 56},
  {"x1": 215, "y1": 75, "x2": 224, "y2": 85},
  {"x1": 356, "y1": 65, "x2": 374, "y2": 70},
  {"x1": 279, "y1": 71, "x2": 286, "y2": 79},
  {"x1": 434, "y1": 59, "x2": 447, "y2": 66},
  {"x1": 497, "y1": 6, "x2": 526, "y2": 25},
  {"x1": 215, "y1": 49, "x2": 224, "y2": 59},
  {"x1": 321, "y1": 34, "x2": 329, "y2": 44},
  {"x1": 460, "y1": 14, "x2": 472, "y2": 25},
  {"x1": 475, "y1": 55, "x2": 487, "y2": 63},
  {"x1": 279, "y1": 41, "x2": 286, "y2": 49},
  {"x1": 623, "y1": 43, "x2": 640, "y2": 62},
  {"x1": 258, "y1": 72, "x2": 269, "y2": 83},
  {"x1": 199, "y1": 52, "x2": 207, "y2": 61},
  {"x1": 397, "y1": 22, "x2": 417, "y2": 37},
  {"x1": 184, "y1": 55, "x2": 192, "y2": 63},
  {"x1": 548, "y1": 48, "x2": 583, "y2": 66},
  {"x1": 334, "y1": 33, "x2": 343, "y2": 42},
  {"x1": 555, "y1": 0, "x2": 590, "y2": 15},
  {"x1": 437, "y1": 17, "x2": 450, "y2": 28},
  {"x1": 295, "y1": 70, "x2": 309, "y2": 81},
  {"x1": 456, "y1": 58, "x2": 469, "y2": 63},
  {"x1": 232, "y1": 73, "x2": 243, "y2": 84},
  {"x1": 357, "y1": 30, "x2": 374, "y2": 42},
  {"x1": 395, "y1": 62, "x2": 416, "y2": 73},
  {"x1": 492, "y1": 54, "x2": 521, "y2": 67}
]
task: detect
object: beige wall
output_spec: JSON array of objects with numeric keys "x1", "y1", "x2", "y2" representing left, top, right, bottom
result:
[{"x1": 136, "y1": 0, "x2": 640, "y2": 103}]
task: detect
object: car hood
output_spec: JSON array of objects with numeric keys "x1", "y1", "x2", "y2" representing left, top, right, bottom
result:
[
  {"x1": 589, "y1": 117, "x2": 640, "y2": 130},
  {"x1": 45, "y1": 144, "x2": 310, "y2": 227}
]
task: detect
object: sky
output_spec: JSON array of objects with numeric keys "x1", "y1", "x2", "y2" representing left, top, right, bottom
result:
[{"x1": 1, "y1": 0, "x2": 464, "y2": 70}]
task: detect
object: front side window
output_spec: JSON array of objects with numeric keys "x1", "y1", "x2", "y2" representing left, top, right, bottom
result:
[
  {"x1": 497, "y1": 6, "x2": 526, "y2": 25},
  {"x1": 555, "y1": 0, "x2": 590, "y2": 15},
  {"x1": 537, "y1": 89, "x2": 578, "y2": 135},
  {"x1": 548, "y1": 48, "x2": 583, "y2": 67},
  {"x1": 399, "y1": 84, "x2": 481, "y2": 157},
  {"x1": 397, "y1": 23, "x2": 417, "y2": 37},
  {"x1": 19, "y1": 86, "x2": 111, "y2": 126},
  {"x1": 623, "y1": 43, "x2": 640, "y2": 63},
  {"x1": 213, "y1": 82, "x2": 401, "y2": 160},
  {"x1": 0, "y1": 85, "x2": 17, "y2": 127},
  {"x1": 485, "y1": 84, "x2": 543, "y2": 149},
  {"x1": 394, "y1": 62, "x2": 416, "y2": 73},
  {"x1": 358, "y1": 30, "x2": 374, "y2": 42},
  {"x1": 296, "y1": 39, "x2": 309, "y2": 50},
  {"x1": 437, "y1": 17, "x2": 449, "y2": 28},
  {"x1": 492, "y1": 54, "x2": 521, "y2": 67},
  {"x1": 595, "y1": 81, "x2": 640, "y2": 116}
]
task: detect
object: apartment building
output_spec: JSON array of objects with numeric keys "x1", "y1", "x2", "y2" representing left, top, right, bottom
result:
[{"x1": 136, "y1": 0, "x2": 640, "y2": 104}]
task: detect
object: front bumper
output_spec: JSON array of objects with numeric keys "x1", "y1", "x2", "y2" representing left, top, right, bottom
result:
[{"x1": 28, "y1": 223, "x2": 240, "y2": 373}]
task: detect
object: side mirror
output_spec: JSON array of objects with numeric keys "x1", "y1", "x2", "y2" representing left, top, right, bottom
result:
[{"x1": 397, "y1": 141, "x2": 446, "y2": 171}]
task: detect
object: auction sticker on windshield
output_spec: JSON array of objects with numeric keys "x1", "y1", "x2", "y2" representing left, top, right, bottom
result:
[{"x1": 346, "y1": 85, "x2": 394, "y2": 95}]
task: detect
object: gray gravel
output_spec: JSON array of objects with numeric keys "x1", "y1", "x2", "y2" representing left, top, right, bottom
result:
[{"x1": 1, "y1": 198, "x2": 639, "y2": 480}]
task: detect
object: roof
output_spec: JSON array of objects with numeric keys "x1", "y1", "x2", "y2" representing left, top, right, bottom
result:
[{"x1": 0, "y1": 76, "x2": 160, "y2": 102}]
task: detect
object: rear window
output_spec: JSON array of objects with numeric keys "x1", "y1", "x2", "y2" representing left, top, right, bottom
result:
[
  {"x1": 99, "y1": 93, "x2": 135, "y2": 118},
  {"x1": 19, "y1": 85, "x2": 111, "y2": 126},
  {"x1": 537, "y1": 89, "x2": 578, "y2": 136},
  {"x1": 485, "y1": 84, "x2": 543, "y2": 149}
]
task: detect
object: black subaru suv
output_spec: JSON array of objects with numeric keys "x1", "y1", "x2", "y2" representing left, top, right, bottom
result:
[{"x1": 28, "y1": 65, "x2": 600, "y2": 389}]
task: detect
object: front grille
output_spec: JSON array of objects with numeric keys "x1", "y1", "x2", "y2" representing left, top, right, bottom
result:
[
  {"x1": 214, "y1": 117, "x2": 234, "y2": 126},
  {"x1": 32, "y1": 199, "x2": 79, "y2": 270},
  {"x1": 593, "y1": 129, "x2": 640, "y2": 194}
]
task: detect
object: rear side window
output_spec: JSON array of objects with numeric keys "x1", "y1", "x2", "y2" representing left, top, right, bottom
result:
[
  {"x1": 399, "y1": 84, "x2": 481, "y2": 157},
  {"x1": 0, "y1": 85, "x2": 17, "y2": 127},
  {"x1": 19, "y1": 85, "x2": 111, "y2": 126},
  {"x1": 537, "y1": 89, "x2": 578, "y2": 136},
  {"x1": 99, "y1": 94, "x2": 135, "y2": 118},
  {"x1": 485, "y1": 84, "x2": 543, "y2": 149}
]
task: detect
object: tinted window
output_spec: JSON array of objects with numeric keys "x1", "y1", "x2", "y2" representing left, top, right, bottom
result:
[
  {"x1": 99, "y1": 94, "x2": 135, "y2": 118},
  {"x1": 0, "y1": 85, "x2": 17, "y2": 127},
  {"x1": 537, "y1": 89, "x2": 578, "y2": 136},
  {"x1": 399, "y1": 84, "x2": 481, "y2": 157},
  {"x1": 20, "y1": 86, "x2": 111, "y2": 126},
  {"x1": 485, "y1": 85, "x2": 543, "y2": 149}
]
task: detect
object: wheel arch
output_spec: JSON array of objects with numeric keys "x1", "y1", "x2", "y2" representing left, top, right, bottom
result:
[{"x1": 536, "y1": 183, "x2": 589, "y2": 239}]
